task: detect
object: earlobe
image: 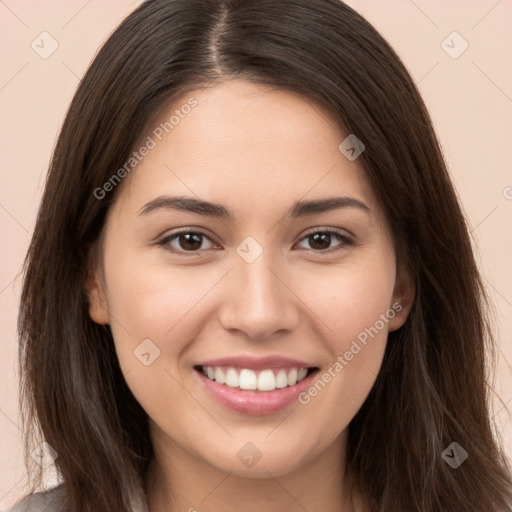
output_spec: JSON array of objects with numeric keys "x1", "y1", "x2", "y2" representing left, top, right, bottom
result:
[
  {"x1": 388, "y1": 266, "x2": 415, "y2": 332},
  {"x1": 84, "y1": 260, "x2": 110, "y2": 326}
]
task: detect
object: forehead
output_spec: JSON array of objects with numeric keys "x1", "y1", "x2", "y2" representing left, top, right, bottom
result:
[{"x1": 114, "y1": 79, "x2": 377, "y2": 220}]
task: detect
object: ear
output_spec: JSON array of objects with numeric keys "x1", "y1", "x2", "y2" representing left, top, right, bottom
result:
[
  {"x1": 84, "y1": 249, "x2": 110, "y2": 325},
  {"x1": 388, "y1": 264, "x2": 415, "y2": 332}
]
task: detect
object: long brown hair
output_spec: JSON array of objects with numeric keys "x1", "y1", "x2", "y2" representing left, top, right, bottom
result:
[{"x1": 18, "y1": 0, "x2": 512, "y2": 510}]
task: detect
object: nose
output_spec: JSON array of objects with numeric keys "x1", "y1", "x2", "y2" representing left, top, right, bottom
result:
[{"x1": 217, "y1": 252, "x2": 300, "y2": 340}]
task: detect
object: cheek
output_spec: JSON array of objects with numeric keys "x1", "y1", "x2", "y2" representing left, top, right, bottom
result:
[
  {"x1": 104, "y1": 245, "x2": 191, "y2": 327},
  {"x1": 296, "y1": 252, "x2": 396, "y2": 346},
  {"x1": 101, "y1": 256, "x2": 220, "y2": 425},
  {"x1": 293, "y1": 256, "x2": 395, "y2": 427},
  {"x1": 102, "y1": 246, "x2": 228, "y2": 369}
]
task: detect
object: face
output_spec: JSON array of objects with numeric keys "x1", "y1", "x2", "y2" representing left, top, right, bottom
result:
[{"x1": 86, "y1": 79, "x2": 413, "y2": 479}]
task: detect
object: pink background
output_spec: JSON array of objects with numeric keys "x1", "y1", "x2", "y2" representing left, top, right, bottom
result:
[{"x1": 1, "y1": 0, "x2": 511, "y2": 507}]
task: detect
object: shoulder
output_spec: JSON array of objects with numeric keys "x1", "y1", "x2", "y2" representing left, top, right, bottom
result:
[{"x1": 4, "y1": 484, "x2": 66, "y2": 512}]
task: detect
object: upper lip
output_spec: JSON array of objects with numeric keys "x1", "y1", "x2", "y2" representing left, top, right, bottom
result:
[{"x1": 195, "y1": 355, "x2": 317, "y2": 371}]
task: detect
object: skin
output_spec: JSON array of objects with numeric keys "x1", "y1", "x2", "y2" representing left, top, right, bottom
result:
[{"x1": 85, "y1": 79, "x2": 414, "y2": 511}]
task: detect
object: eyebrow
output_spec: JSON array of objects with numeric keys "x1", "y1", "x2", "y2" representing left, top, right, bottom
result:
[{"x1": 138, "y1": 195, "x2": 371, "y2": 219}]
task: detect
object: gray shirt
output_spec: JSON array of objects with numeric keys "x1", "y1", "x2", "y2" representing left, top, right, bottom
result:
[{"x1": 4, "y1": 484, "x2": 149, "y2": 512}]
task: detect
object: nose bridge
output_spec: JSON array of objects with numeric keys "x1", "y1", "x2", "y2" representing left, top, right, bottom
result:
[
  {"x1": 239, "y1": 252, "x2": 281, "y2": 306},
  {"x1": 218, "y1": 243, "x2": 299, "y2": 339}
]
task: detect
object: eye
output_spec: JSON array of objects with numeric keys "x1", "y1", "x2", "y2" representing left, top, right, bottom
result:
[
  {"x1": 158, "y1": 230, "x2": 219, "y2": 254},
  {"x1": 157, "y1": 228, "x2": 354, "y2": 256},
  {"x1": 295, "y1": 229, "x2": 354, "y2": 252}
]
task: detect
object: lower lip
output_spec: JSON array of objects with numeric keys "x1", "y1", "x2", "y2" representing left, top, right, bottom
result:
[{"x1": 195, "y1": 368, "x2": 318, "y2": 416}]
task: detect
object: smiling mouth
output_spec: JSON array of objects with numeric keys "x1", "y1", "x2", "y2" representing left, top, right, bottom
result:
[{"x1": 194, "y1": 365, "x2": 319, "y2": 392}]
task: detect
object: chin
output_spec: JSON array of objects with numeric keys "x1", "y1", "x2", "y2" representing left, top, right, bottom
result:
[{"x1": 202, "y1": 437, "x2": 315, "y2": 479}]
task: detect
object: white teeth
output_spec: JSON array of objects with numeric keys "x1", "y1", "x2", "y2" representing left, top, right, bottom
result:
[
  {"x1": 275, "y1": 369, "x2": 288, "y2": 388},
  {"x1": 257, "y1": 369, "x2": 276, "y2": 391},
  {"x1": 287, "y1": 368, "x2": 298, "y2": 386},
  {"x1": 225, "y1": 368, "x2": 239, "y2": 388},
  {"x1": 214, "y1": 367, "x2": 226, "y2": 384},
  {"x1": 201, "y1": 366, "x2": 312, "y2": 392},
  {"x1": 239, "y1": 369, "x2": 257, "y2": 390}
]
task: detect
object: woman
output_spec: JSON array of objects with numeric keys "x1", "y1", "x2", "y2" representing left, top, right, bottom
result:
[{"x1": 12, "y1": 0, "x2": 512, "y2": 510}]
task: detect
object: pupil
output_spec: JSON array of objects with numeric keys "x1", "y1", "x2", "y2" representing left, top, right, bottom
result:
[
  {"x1": 179, "y1": 233, "x2": 202, "y2": 251},
  {"x1": 310, "y1": 232, "x2": 331, "y2": 250}
]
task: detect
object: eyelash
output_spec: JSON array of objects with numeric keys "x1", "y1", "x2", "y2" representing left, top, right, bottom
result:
[{"x1": 156, "y1": 228, "x2": 355, "y2": 256}]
